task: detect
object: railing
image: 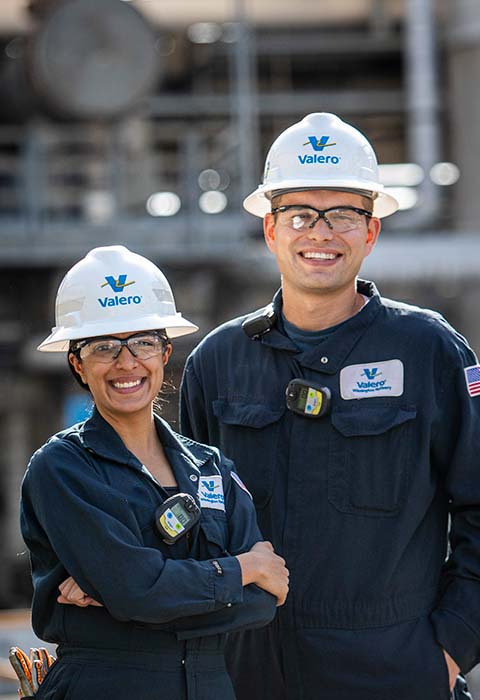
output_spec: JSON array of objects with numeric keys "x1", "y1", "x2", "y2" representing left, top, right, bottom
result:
[{"x1": 0, "y1": 118, "x2": 258, "y2": 263}]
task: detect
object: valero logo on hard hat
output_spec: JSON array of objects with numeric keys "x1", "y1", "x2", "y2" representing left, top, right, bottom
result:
[
  {"x1": 101, "y1": 274, "x2": 136, "y2": 293},
  {"x1": 98, "y1": 274, "x2": 142, "y2": 308},
  {"x1": 302, "y1": 135, "x2": 336, "y2": 151},
  {"x1": 298, "y1": 134, "x2": 341, "y2": 165}
]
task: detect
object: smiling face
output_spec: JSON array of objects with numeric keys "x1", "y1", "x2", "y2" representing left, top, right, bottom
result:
[
  {"x1": 69, "y1": 331, "x2": 172, "y2": 422},
  {"x1": 264, "y1": 189, "x2": 381, "y2": 299}
]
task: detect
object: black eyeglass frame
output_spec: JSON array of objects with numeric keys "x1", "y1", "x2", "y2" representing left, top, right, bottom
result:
[
  {"x1": 271, "y1": 204, "x2": 373, "y2": 230},
  {"x1": 70, "y1": 330, "x2": 169, "y2": 360}
]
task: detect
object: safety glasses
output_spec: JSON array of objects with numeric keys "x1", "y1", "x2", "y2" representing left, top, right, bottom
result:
[
  {"x1": 71, "y1": 331, "x2": 168, "y2": 363},
  {"x1": 271, "y1": 205, "x2": 372, "y2": 233}
]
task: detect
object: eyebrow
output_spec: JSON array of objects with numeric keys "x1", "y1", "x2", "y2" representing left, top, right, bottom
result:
[{"x1": 272, "y1": 204, "x2": 373, "y2": 215}]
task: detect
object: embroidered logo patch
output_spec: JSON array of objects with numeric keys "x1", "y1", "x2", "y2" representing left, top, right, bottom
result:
[
  {"x1": 198, "y1": 475, "x2": 225, "y2": 511},
  {"x1": 465, "y1": 364, "x2": 480, "y2": 397},
  {"x1": 340, "y1": 359, "x2": 404, "y2": 400}
]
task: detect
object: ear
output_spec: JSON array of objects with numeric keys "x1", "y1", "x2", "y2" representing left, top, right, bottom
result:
[
  {"x1": 365, "y1": 217, "x2": 381, "y2": 255},
  {"x1": 162, "y1": 343, "x2": 173, "y2": 366},
  {"x1": 69, "y1": 353, "x2": 88, "y2": 384},
  {"x1": 263, "y1": 213, "x2": 276, "y2": 253}
]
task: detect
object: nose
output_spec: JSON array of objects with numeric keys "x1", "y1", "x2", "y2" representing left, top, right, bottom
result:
[
  {"x1": 307, "y1": 216, "x2": 334, "y2": 240},
  {"x1": 114, "y1": 345, "x2": 138, "y2": 367}
]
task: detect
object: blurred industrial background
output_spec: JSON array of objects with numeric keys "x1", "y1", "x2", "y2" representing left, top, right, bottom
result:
[{"x1": 0, "y1": 0, "x2": 480, "y2": 691}]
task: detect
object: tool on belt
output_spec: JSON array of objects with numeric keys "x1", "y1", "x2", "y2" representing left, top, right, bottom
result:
[{"x1": 8, "y1": 646, "x2": 56, "y2": 699}]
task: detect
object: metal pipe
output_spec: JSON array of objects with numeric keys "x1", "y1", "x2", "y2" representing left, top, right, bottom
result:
[
  {"x1": 390, "y1": 0, "x2": 442, "y2": 230},
  {"x1": 232, "y1": 0, "x2": 259, "y2": 203}
]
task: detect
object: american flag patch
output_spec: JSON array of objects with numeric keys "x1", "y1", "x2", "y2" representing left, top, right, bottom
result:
[{"x1": 465, "y1": 364, "x2": 480, "y2": 397}]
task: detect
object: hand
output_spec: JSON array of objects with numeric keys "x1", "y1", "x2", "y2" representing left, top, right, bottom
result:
[
  {"x1": 443, "y1": 649, "x2": 460, "y2": 691},
  {"x1": 236, "y1": 540, "x2": 289, "y2": 606},
  {"x1": 57, "y1": 576, "x2": 103, "y2": 608}
]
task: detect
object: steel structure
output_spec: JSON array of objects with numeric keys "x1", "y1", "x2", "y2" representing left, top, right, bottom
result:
[{"x1": 0, "y1": 0, "x2": 480, "y2": 615}]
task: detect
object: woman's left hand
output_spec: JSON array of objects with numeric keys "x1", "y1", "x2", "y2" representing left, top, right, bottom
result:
[{"x1": 57, "y1": 576, "x2": 103, "y2": 607}]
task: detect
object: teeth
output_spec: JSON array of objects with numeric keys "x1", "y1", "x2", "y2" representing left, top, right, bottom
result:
[
  {"x1": 113, "y1": 379, "x2": 142, "y2": 389},
  {"x1": 302, "y1": 252, "x2": 337, "y2": 259}
]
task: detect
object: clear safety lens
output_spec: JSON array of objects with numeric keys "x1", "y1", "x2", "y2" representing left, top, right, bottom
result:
[
  {"x1": 288, "y1": 209, "x2": 318, "y2": 230},
  {"x1": 324, "y1": 208, "x2": 367, "y2": 232},
  {"x1": 78, "y1": 333, "x2": 166, "y2": 362}
]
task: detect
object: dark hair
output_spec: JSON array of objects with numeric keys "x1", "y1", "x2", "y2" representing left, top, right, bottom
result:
[{"x1": 68, "y1": 350, "x2": 90, "y2": 391}]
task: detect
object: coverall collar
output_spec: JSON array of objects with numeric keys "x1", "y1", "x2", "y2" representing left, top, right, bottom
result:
[
  {"x1": 260, "y1": 279, "x2": 382, "y2": 374},
  {"x1": 80, "y1": 408, "x2": 212, "y2": 478}
]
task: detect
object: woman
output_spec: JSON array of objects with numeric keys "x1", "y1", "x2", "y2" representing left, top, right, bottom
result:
[{"x1": 21, "y1": 245, "x2": 288, "y2": 700}]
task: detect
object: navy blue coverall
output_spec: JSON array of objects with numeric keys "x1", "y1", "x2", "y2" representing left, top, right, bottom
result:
[
  {"x1": 180, "y1": 279, "x2": 480, "y2": 700},
  {"x1": 21, "y1": 408, "x2": 276, "y2": 700}
]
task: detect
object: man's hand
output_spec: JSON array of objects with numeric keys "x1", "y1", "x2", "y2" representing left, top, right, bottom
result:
[
  {"x1": 443, "y1": 649, "x2": 460, "y2": 691},
  {"x1": 57, "y1": 576, "x2": 103, "y2": 607}
]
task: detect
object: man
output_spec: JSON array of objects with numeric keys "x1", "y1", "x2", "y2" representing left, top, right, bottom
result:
[{"x1": 180, "y1": 112, "x2": 479, "y2": 699}]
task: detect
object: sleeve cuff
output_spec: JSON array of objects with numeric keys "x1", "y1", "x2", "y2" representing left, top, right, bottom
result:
[
  {"x1": 210, "y1": 556, "x2": 244, "y2": 606},
  {"x1": 431, "y1": 607, "x2": 480, "y2": 673}
]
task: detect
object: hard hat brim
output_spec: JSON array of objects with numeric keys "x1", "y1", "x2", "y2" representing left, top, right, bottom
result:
[
  {"x1": 38, "y1": 314, "x2": 198, "y2": 352},
  {"x1": 243, "y1": 183, "x2": 399, "y2": 219}
]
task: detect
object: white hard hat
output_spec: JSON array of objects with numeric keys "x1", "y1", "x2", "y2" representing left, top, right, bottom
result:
[
  {"x1": 38, "y1": 245, "x2": 198, "y2": 352},
  {"x1": 243, "y1": 112, "x2": 398, "y2": 219}
]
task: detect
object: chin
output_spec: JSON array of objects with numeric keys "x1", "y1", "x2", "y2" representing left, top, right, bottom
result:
[{"x1": 103, "y1": 398, "x2": 152, "y2": 416}]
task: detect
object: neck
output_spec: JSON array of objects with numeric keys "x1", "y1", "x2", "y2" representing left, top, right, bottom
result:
[
  {"x1": 96, "y1": 404, "x2": 176, "y2": 486},
  {"x1": 282, "y1": 281, "x2": 364, "y2": 331},
  {"x1": 97, "y1": 405, "x2": 158, "y2": 455}
]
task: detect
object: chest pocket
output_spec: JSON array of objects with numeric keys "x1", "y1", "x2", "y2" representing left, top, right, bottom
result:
[
  {"x1": 212, "y1": 400, "x2": 285, "y2": 510},
  {"x1": 195, "y1": 511, "x2": 229, "y2": 559},
  {"x1": 328, "y1": 404, "x2": 417, "y2": 517}
]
